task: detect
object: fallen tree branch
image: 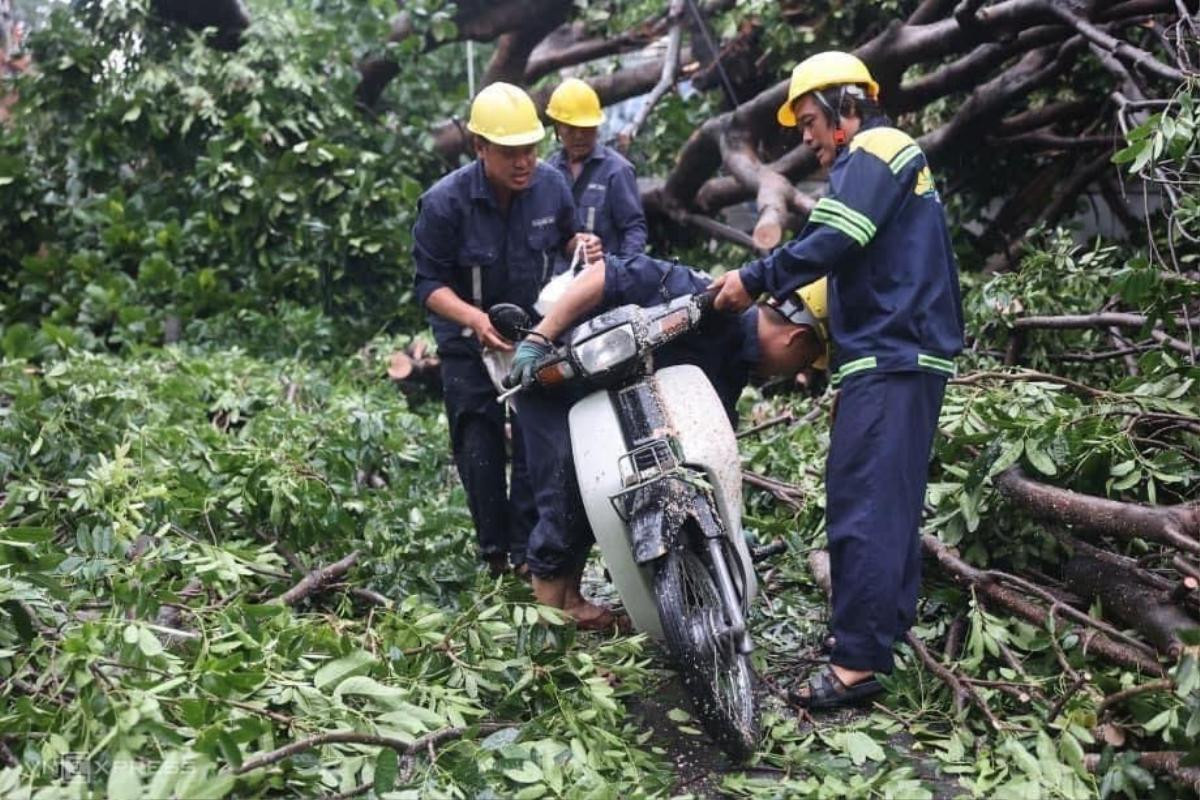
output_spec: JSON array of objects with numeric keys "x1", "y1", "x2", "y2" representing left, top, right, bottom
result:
[
  {"x1": 921, "y1": 534, "x2": 1165, "y2": 676},
  {"x1": 1084, "y1": 751, "x2": 1200, "y2": 794},
  {"x1": 742, "y1": 470, "x2": 807, "y2": 509},
  {"x1": 906, "y1": 631, "x2": 1004, "y2": 729},
  {"x1": 738, "y1": 404, "x2": 824, "y2": 440},
  {"x1": 273, "y1": 551, "x2": 361, "y2": 607},
  {"x1": 994, "y1": 467, "x2": 1200, "y2": 557},
  {"x1": 1011, "y1": 311, "x2": 1200, "y2": 331},
  {"x1": 951, "y1": 368, "x2": 1112, "y2": 399},
  {"x1": 235, "y1": 723, "x2": 510, "y2": 775},
  {"x1": 621, "y1": 0, "x2": 685, "y2": 144},
  {"x1": 1039, "y1": 0, "x2": 1186, "y2": 82},
  {"x1": 1064, "y1": 551, "x2": 1196, "y2": 658},
  {"x1": 1096, "y1": 678, "x2": 1175, "y2": 718}
]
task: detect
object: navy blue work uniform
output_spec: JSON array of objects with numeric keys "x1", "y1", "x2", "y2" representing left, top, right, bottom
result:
[
  {"x1": 739, "y1": 117, "x2": 964, "y2": 673},
  {"x1": 413, "y1": 159, "x2": 577, "y2": 567},
  {"x1": 548, "y1": 144, "x2": 647, "y2": 257},
  {"x1": 519, "y1": 255, "x2": 758, "y2": 578}
]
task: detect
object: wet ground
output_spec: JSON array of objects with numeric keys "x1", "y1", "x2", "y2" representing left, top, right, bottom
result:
[
  {"x1": 581, "y1": 565, "x2": 963, "y2": 798},
  {"x1": 627, "y1": 670, "x2": 964, "y2": 799}
]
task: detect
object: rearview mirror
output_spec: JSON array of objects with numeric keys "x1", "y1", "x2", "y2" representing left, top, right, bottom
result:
[{"x1": 488, "y1": 303, "x2": 532, "y2": 342}]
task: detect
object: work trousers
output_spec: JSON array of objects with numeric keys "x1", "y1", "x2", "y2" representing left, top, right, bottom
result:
[
  {"x1": 826, "y1": 370, "x2": 947, "y2": 673},
  {"x1": 440, "y1": 353, "x2": 534, "y2": 565},
  {"x1": 512, "y1": 387, "x2": 595, "y2": 578}
]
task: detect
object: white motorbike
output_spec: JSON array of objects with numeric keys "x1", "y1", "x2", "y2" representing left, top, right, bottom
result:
[{"x1": 489, "y1": 293, "x2": 760, "y2": 759}]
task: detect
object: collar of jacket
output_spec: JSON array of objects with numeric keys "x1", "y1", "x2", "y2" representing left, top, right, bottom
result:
[
  {"x1": 552, "y1": 143, "x2": 606, "y2": 169},
  {"x1": 836, "y1": 114, "x2": 893, "y2": 156}
]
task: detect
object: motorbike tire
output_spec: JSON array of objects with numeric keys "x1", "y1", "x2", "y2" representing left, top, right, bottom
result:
[{"x1": 652, "y1": 539, "x2": 759, "y2": 761}]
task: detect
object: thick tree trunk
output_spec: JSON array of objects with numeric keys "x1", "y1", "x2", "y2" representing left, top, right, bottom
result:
[
  {"x1": 921, "y1": 534, "x2": 1165, "y2": 675},
  {"x1": 995, "y1": 467, "x2": 1200, "y2": 556},
  {"x1": 1084, "y1": 752, "x2": 1200, "y2": 794},
  {"x1": 1063, "y1": 552, "x2": 1197, "y2": 658}
]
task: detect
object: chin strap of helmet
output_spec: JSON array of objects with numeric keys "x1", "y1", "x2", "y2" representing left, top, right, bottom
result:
[{"x1": 815, "y1": 84, "x2": 866, "y2": 148}]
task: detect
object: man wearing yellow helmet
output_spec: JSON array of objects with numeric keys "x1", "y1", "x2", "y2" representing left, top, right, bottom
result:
[
  {"x1": 505, "y1": 255, "x2": 827, "y2": 628},
  {"x1": 712, "y1": 52, "x2": 964, "y2": 710},
  {"x1": 545, "y1": 78, "x2": 647, "y2": 260},
  {"x1": 413, "y1": 82, "x2": 595, "y2": 577}
]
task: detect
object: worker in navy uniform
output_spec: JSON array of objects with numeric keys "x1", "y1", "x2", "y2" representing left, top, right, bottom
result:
[
  {"x1": 507, "y1": 254, "x2": 829, "y2": 628},
  {"x1": 412, "y1": 82, "x2": 600, "y2": 576},
  {"x1": 545, "y1": 78, "x2": 647, "y2": 259},
  {"x1": 713, "y1": 52, "x2": 965, "y2": 709}
]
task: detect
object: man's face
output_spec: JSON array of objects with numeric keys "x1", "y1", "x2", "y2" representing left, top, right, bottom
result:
[
  {"x1": 556, "y1": 123, "x2": 598, "y2": 163},
  {"x1": 793, "y1": 94, "x2": 838, "y2": 169},
  {"x1": 478, "y1": 140, "x2": 538, "y2": 192}
]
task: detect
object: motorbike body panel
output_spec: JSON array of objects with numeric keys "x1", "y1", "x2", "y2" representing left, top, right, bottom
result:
[{"x1": 569, "y1": 364, "x2": 756, "y2": 640}]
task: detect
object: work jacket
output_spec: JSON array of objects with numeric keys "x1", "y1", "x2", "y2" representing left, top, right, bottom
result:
[
  {"x1": 548, "y1": 144, "x2": 647, "y2": 258},
  {"x1": 413, "y1": 160, "x2": 576, "y2": 357},
  {"x1": 739, "y1": 117, "x2": 964, "y2": 385}
]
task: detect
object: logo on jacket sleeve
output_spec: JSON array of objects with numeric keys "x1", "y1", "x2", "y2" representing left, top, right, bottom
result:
[{"x1": 914, "y1": 166, "x2": 940, "y2": 201}]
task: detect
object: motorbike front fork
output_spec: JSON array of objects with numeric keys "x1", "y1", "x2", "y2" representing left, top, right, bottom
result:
[{"x1": 703, "y1": 536, "x2": 754, "y2": 655}]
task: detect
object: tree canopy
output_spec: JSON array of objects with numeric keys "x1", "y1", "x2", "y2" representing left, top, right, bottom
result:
[{"x1": 0, "y1": 0, "x2": 1198, "y2": 798}]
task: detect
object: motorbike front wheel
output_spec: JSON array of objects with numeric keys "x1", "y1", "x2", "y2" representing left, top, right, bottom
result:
[{"x1": 653, "y1": 541, "x2": 759, "y2": 760}]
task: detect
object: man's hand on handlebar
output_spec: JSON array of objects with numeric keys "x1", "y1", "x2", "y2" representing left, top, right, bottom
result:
[
  {"x1": 711, "y1": 269, "x2": 754, "y2": 313},
  {"x1": 470, "y1": 308, "x2": 514, "y2": 351},
  {"x1": 504, "y1": 339, "x2": 552, "y2": 389}
]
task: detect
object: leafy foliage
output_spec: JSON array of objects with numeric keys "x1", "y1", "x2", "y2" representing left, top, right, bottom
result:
[
  {"x1": 2, "y1": 0, "x2": 1200, "y2": 798},
  {"x1": 0, "y1": 0, "x2": 443, "y2": 355}
]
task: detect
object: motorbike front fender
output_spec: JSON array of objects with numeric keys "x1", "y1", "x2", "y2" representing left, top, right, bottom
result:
[{"x1": 621, "y1": 477, "x2": 724, "y2": 565}]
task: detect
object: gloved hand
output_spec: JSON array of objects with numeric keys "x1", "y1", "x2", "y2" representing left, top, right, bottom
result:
[{"x1": 504, "y1": 339, "x2": 552, "y2": 389}]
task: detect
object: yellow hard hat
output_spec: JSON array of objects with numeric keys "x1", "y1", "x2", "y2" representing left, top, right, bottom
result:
[
  {"x1": 776, "y1": 277, "x2": 830, "y2": 370},
  {"x1": 777, "y1": 51, "x2": 880, "y2": 128},
  {"x1": 467, "y1": 82, "x2": 546, "y2": 146},
  {"x1": 546, "y1": 77, "x2": 606, "y2": 128}
]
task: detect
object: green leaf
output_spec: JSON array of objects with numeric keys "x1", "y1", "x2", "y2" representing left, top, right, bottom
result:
[
  {"x1": 375, "y1": 747, "x2": 398, "y2": 793},
  {"x1": 217, "y1": 730, "x2": 242, "y2": 771},
  {"x1": 139, "y1": 627, "x2": 164, "y2": 657},
  {"x1": 841, "y1": 731, "x2": 885, "y2": 766},
  {"x1": 1109, "y1": 460, "x2": 1137, "y2": 477},
  {"x1": 666, "y1": 708, "x2": 692, "y2": 723},
  {"x1": 1143, "y1": 709, "x2": 1173, "y2": 733},
  {"x1": 1025, "y1": 443, "x2": 1057, "y2": 477},
  {"x1": 314, "y1": 650, "x2": 376, "y2": 691},
  {"x1": 504, "y1": 762, "x2": 543, "y2": 784}
]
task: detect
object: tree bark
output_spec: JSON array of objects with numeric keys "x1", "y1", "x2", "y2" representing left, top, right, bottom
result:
[
  {"x1": 1063, "y1": 552, "x2": 1197, "y2": 658},
  {"x1": 273, "y1": 551, "x2": 361, "y2": 607},
  {"x1": 482, "y1": 4, "x2": 572, "y2": 87},
  {"x1": 921, "y1": 534, "x2": 1165, "y2": 675},
  {"x1": 432, "y1": 57, "x2": 674, "y2": 161},
  {"x1": 356, "y1": 0, "x2": 575, "y2": 109},
  {"x1": 1084, "y1": 751, "x2": 1200, "y2": 794},
  {"x1": 994, "y1": 467, "x2": 1200, "y2": 556}
]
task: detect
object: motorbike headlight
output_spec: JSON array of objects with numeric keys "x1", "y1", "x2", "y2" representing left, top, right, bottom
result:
[{"x1": 574, "y1": 324, "x2": 638, "y2": 375}]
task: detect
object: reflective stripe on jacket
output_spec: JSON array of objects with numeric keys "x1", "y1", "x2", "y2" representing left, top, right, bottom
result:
[
  {"x1": 549, "y1": 145, "x2": 647, "y2": 258},
  {"x1": 413, "y1": 160, "x2": 576, "y2": 356}
]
